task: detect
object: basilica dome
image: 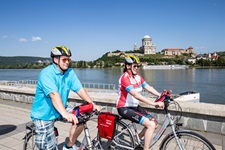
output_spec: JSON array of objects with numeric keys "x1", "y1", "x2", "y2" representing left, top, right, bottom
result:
[{"x1": 143, "y1": 35, "x2": 151, "y2": 39}]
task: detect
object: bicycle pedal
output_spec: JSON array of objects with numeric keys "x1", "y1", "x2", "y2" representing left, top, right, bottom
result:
[
  {"x1": 140, "y1": 139, "x2": 144, "y2": 145},
  {"x1": 176, "y1": 123, "x2": 183, "y2": 126}
]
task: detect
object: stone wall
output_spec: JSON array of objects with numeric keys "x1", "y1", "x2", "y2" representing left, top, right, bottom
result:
[{"x1": 0, "y1": 85, "x2": 224, "y2": 135}]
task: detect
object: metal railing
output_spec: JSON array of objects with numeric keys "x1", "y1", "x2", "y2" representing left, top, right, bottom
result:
[
  {"x1": 82, "y1": 83, "x2": 116, "y2": 90},
  {"x1": 0, "y1": 80, "x2": 37, "y2": 88},
  {"x1": 0, "y1": 80, "x2": 116, "y2": 92}
]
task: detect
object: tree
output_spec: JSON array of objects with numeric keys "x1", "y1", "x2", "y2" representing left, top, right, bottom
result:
[
  {"x1": 77, "y1": 61, "x2": 87, "y2": 68},
  {"x1": 213, "y1": 58, "x2": 225, "y2": 66},
  {"x1": 88, "y1": 61, "x2": 95, "y2": 68},
  {"x1": 196, "y1": 59, "x2": 212, "y2": 66}
]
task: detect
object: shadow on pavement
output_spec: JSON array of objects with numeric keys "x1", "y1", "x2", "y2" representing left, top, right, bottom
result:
[{"x1": 0, "y1": 124, "x2": 17, "y2": 135}]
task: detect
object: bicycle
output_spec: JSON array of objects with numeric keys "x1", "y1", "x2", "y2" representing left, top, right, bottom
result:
[
  {"x1": 23, "y1": 110, "x2": 101, "y2": 150},
  {"x1": 97, "y1": 94, "x2": 216, "y2": 150}
]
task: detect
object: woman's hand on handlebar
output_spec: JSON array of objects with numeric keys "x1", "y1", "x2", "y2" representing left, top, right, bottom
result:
[{"x1": 154, "y1": 101, "x2": 164, "y2": 109}]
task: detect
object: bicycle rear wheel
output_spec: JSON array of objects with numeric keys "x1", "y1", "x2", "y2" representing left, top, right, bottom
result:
[
  {"x1": 23, "y1": 131, "x2": 37, "y2": 150},
  {"x1": 97, "y1": 120, "x2": 135, "y2": 150},
  {"x1": 160, "y1": 130, "x2": 215, "y2": 150}
]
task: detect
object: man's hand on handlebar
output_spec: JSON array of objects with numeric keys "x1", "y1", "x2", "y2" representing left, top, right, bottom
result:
[
  {"x1": 93, "y1": 103, "x2": 102, "y2": 111},
  {"x1": 63, "y1": 112, "x2": 79, "y2": 124}
]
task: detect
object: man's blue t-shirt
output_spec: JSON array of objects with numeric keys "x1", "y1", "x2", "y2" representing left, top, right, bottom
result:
[{"x1": 30, "y1": 64, "x2": 82, "y2": 121}]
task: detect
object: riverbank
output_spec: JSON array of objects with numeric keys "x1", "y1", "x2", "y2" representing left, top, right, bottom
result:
[
  {"x1": 1, "y1": 65, "x2": 225, "y2": 69},
  {"x1": 189, "y1": 66, "x2": 225, "y2": 69}
]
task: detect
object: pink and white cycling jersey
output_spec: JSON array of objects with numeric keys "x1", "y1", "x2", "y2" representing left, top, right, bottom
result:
[{"x1": 116, "y1": 71, "x2": 148, "y2": 108}]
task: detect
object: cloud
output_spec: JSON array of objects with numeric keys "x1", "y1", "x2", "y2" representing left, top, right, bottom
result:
[
  {"x1": 195, "y1": 46, "x2": 205, "y2": 50},
  {"x1": 19, "y1": 38, "x2": 28, "y2": 42},
  {"x1": 2, "y1": 35, "x2": 8, "y2": 39},
  {"x1": 32, "y1": 36, "x2": 42, "y2": 41}
]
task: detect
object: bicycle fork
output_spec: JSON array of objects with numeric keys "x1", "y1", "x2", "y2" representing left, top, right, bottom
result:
[
  {"x1": 168, "y1": 114, "x2": 185, "y2": 150},
  {"x1": 80, "y1": 124, "x2": 92, "y2": 150}
]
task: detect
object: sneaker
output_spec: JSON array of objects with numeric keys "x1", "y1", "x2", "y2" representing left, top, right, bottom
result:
[
  {"x1": 72, "y1": 145, "x2": 80, "y2": 150},
  {"x1": 134, "y1": 145, "x2": 143, "y2": 150},
  {"x1": 63, "y1": 144, "x2": 79, "y2": 150}
]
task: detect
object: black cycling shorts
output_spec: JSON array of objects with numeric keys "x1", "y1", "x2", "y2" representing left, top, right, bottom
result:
[{"x1": 117, "y1": 105, "x2": 152, "y2": 125}]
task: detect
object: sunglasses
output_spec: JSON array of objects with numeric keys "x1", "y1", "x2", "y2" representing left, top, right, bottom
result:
[
  {"x1": 133, "y1": 65, "x2": 140, "y2": 68},
  {"x1": 61, "y1": 58, "x2": 71, "y2": 63}
]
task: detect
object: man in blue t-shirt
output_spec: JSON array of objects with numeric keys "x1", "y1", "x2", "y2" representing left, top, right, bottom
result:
[{"x1": 30, "y1": 46, "x2": 101, "y2": 150}]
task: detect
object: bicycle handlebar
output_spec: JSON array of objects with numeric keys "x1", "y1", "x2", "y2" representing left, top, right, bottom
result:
[
  {"x1": 155, "y1": 95, "x2": 174, "y2": 113},
  {"x1": 58, "y1": 109, "x2": 100, "y2": 125},
  {"x1": 77, "y1": 109, "x2": 100, "y2": 124},
  {"x1": 76, "y1": 106, "x2": 107, "y2": 124}
]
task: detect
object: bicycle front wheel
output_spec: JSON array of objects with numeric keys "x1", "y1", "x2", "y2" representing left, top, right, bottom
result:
[
  {"x1": 160, "y1": 130, "x2": 215, "y2": 150},
  {"x1": 97, "y1": 120, "x2": 135, "y2": 150},
  {"x1": 23, "y1": 131, "x2": 37, "y2": 150}
]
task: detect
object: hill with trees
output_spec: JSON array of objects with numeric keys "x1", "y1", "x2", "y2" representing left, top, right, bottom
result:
[
  {"x1": 0, "y1": 56, "x2": 51, "y2": 69},
  {"x1": 0, "y1": 51, "x2": 225, "y2": 69}
]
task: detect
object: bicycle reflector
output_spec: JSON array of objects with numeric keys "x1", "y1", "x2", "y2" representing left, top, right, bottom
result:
[{"x1": 156, "y1": 90, "x2": 171, "y2": 102}]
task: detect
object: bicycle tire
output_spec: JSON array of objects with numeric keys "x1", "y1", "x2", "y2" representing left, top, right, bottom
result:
[
  {"x1": 97, "y1": 120, "x2": 135, "y2": 150},
  {"x1": 160, "y1": 130, "x2": 216, "y2": 150},
  {"x1": 23, "y1": 131, "x2": 37, "y2": 150}
]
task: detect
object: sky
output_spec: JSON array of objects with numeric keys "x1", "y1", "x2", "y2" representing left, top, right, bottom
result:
[{"x1": 0, "y1": 0, "x2": 225, "y2": 61}]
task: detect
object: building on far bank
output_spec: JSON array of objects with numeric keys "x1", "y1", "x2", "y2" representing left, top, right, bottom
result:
[
  {"x1": 196, "y1": 52, "x2": 219, "y2": 61},
  {"x1": 161, "y1": 46, "x2": 196, "y2": 57},
  {"x1": 134, "y1": 35, "x2": 156, "y2": 54},
  {"x1": 186, "y1": 52, "x2": 219, "y2": 64},
  {"x1": 187, "y1": 58, "x2": 197, "y2": 64},
  {"x1": 108, "y1": 34, "x2": 156, "y2": 57}
]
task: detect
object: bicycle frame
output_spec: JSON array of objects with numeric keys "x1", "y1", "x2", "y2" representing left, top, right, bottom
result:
[
  {"x1": 128, "y1": 101, "x2": 185, "y2": 149},
  {"x1": 150, "y1": 113, "x2": 184, "y2": 149},
  {"x1": 80, "y1": 122, "x2": 100, "y2": 150},
  {"x1": 23, "y1": 111, "x2": 100, "y2": 150},
  {"x1": 128, "y1": 114, "x2": 171, "y2": 148},
  {"x1": 99, "y1": 97, "x2": 215, "y2": 150},
  {"x1": 150, "y1": 114, "x2": 170, "y2": 146}
]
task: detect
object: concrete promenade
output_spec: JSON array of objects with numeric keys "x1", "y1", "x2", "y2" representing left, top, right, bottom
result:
[
  {"x1": 0, "y1": 99, "x2": 224, "y2": 150},
  {"x1": 0, "y1": 99, "x2": 100, "y2": 150}
]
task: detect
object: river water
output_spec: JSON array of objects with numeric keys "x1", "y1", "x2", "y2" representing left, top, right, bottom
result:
[{"x1": 0, "y1": 68, "x2": 224, "y2": 105}]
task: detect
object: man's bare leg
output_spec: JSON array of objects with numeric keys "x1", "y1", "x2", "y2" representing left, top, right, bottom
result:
[{"x1": 66, "y1": 124, "x2": 84, "y2": 147}]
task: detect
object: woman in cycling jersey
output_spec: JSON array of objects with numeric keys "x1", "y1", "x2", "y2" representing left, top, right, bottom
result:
[{"x1": 116, "y1": 55, "x2": 164, "y2": 150}]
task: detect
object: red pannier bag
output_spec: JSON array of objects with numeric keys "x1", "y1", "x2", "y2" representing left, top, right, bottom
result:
[{"x1": 98, "y1": 112, "x2": 119, "y2": 140}]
